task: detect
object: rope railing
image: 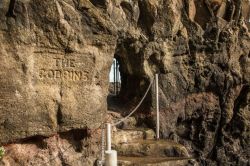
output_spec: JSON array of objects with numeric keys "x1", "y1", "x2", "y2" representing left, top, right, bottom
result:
[
  {"x1": 1, "y1": 74, "x2": 158, "y2": 166},
  {"x1": 97, "y1": 124, "x2": 106, "y2": 166},
  {"x1": 99, "y1": 74, "x2": 160, "y2": 166},
  {"x1": 0, "y1": 74, "x2": 158, "y2": 166},
  {"x1": 98, "y1": 78, "x2": 155, "y2": 165},
  {"x1": 111, "y1": 78, "x2": 154, "y2": 126}
]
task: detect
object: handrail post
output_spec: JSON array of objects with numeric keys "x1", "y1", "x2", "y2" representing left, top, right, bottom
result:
[
  {"x1": 106, "y1": 123, "x2": 111, "y2": 151},
  {"x1": 105, "y1": 123, "x2": 117, "y2": 166},
  {"x1": 155, "y1": 74, "x2": 160, "y2": 140}
]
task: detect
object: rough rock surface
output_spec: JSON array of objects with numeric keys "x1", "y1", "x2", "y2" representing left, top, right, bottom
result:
[
  {"x1": 0, "y1": 0, "x2": 116, "y2": 143},
  {"x1": 0, "y1": 130, "x2": 99, "y2": 166},
  {"x1": 0, "y1": 0, "x2": 249, "y2": 165}
]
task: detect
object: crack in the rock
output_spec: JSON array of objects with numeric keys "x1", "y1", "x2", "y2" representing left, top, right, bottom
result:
[
  {"x1": 57, "y1": 102, "x2": 63, "y2": 126},
  {"x1": 6, "y1": 0, "x2": 16, "y2": 18}
]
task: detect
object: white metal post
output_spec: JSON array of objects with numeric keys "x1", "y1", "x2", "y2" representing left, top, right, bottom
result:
[
  {"x1": 105, "y1": 150, "x2": 117, "y2": 166},
  {"x1": 106, "y1": 123, "x2": 111, "y2": 151},
  {"x1": 105, "y1": 123, "x2": 117, "y2": 166},
  {"x1": 155, "y1": 74, "x2": 160, "y2": 140}
]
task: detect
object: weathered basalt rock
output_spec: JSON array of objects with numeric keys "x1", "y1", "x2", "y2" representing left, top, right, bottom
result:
[
  {"x1": 0, "y1": 0, "x2": 249, "y2": 165},
  {"x1": 0, "y1": 0, "x2": 117, "y2": 144}
]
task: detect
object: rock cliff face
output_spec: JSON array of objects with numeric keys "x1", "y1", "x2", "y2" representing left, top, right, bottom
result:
[
  {"x1": 0, "y1": 0, "x2": 117, "y2": 143},
  {"x1": 0, "y1": 0, "x2": 249, "y2": 165}
]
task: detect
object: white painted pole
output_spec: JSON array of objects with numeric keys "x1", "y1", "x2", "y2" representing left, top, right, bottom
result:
[
  {"x1": 105, "y1": 150, "x2": 117, "y2": 166},
  {"x1": 105, "y1": 123, "x2": 117, "y2": 166},
  {"x1": 155, "y1": 74, "x2": 160, "y2": 140},
  {"x1": 106, "y1": 123, "x2": 111, "y2": 151}
]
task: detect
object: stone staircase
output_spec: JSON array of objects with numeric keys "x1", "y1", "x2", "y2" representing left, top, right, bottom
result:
[
  {"x1": 109, "y1": 115, "x2": 198, "y2": 166},
  {"x1": 118, "y1": 157, "x2": 196, "y2": 166}
]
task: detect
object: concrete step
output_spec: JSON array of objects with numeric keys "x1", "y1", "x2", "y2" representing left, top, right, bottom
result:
[
  {"x1": 112, "y1": 128, "x2": 155, "y2": 145},
  {"x1": 113, "y1": 139, "x2": 190, "y2": 158},
  {"x1": 118, "y1": 156, "x2": 198, "y2": 166}
]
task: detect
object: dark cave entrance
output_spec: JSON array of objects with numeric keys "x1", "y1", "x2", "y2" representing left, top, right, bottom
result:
[
  {"x1": 109, "y1": 58, "x2": 121, "y2": 96},
  {"x1": 108, "y1": 55, "x2": 143, "y2": 100},
  {"x1": 107, "y1": 56, "x2": 124, "y2": 112},
  {"x1": 107, "y1": 53, "x2": 152, "y2": 120}
]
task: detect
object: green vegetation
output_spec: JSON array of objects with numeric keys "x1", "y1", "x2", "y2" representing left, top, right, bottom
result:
[{"x1": 0, "y1": 146, "x2": 5, "y2": 159}]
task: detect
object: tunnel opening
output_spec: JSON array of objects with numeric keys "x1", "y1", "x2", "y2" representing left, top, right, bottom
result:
[
  {"x1": 107, "y1": 51, "x2": 153, "y2": 128},
  {"x1": 107, "y1": 56, "x2": 123, "y2": 113}
]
